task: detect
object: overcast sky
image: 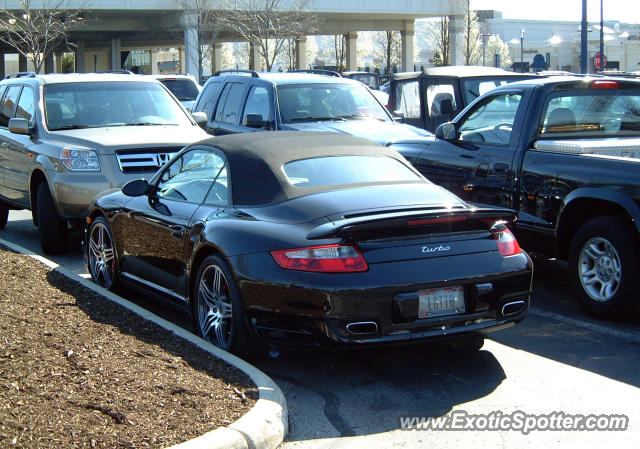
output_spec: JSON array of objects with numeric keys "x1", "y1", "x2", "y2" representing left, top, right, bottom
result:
[{"x1": 471, "y1": 0, "x2": 640, "y2": 24}]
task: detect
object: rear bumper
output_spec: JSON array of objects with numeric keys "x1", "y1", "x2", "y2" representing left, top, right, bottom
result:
[{"x1": 231, "y1": 250, "x2": 532, "y2": 348}]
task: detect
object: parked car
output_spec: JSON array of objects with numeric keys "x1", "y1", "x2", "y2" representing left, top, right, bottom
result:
[
  {"x1": 0, "y1": 72, "x2": 209, "y2": 254},
  {"x1": 342, "y1": 71, "x2": 380, "y2": 90},
  {"x1": 390, "y1": 75, "x2": 640, "y2": 318},
  {"x1": 84, "y1": 132, "x2": 532, "y2": 357},
  {"x1": 191, "y1": 71, "x2": 430, "y2": 144},
  {"x1": 148, "y1": 74, "x2": 202, "y2": 111},
  {"x1": 388, "y1": 66, "x2": 537, "y2": 132}
]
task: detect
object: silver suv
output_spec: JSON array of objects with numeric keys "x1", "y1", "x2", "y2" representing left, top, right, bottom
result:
[{"x1": 0, "y1": 72, "x2": 209, "y2": 254}]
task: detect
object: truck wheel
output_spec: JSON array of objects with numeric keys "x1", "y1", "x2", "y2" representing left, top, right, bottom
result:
[
  {"x1": 0, "y1": 201, "x2": 8, "y2": 230},
  {"x1": 36, "y1": 183, "x2": 68, "y2": 255},
  {"x1": 568, "y1": 216, "x2": 638, "y2": 319}
]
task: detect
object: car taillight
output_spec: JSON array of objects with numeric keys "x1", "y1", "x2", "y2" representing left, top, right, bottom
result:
[
  {"x1": 271, "y1": 244, "x2": 368, "y2": 273},
  {"x1": 492, "y1": 228, "x2": 521, "y2": 257},
  {"x1": 590, "y1": 80, "x2": 619, "y2": 89}
]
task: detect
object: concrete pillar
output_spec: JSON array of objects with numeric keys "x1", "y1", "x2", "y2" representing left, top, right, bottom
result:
[
  {"x1": 184, "y1": 24, "x2": 199, "y2": 77},
  {"x1": 213, "y1": 42, "x2": 223, "y2": 73},
  {"x1": 295, "y1": 36, "x2": 307, "y2": 70},
  {"x1": 75, "y1": 41, "x2": 86, "y2": 72},
  {"x1": 345, "y1": 32, "x2": 358, "y2": 71},
  {"x1": 55, "y1": 51, "x2": 63, "y2": 73},
  {"x1": 150, "y1": 49, "x2": 159, "y2": 74},
  {"x1": 450, "y1": 15, "x2": 464, "y2": 66},
  {"x1": 110, "y1": 38, "x2": 121, "y2": 70},
  {"x1": 45, "y1": 53, "x2": 54, "y2": 73},
  {"x1": 401, "y1": 21, "x2": 415, "y2": 72},
  {"x1": 249, "y1": 43, "x2": 261, "y2": 71},
  {"x1": 0, "y1": 53, "x2": 5, "y2": 79},
  {"x1": 18, "y1": 54, "x2": 28, "y2": 72}
]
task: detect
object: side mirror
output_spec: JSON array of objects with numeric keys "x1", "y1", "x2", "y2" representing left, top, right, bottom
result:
[
  {"x1": 392, "y1": 110, "x2": 405, "y2": 120},
  {"x1": 191, "y1": 111, "x2": 207, "y2": 127},
  {"x1": 435, "y1": 122, "x2": 458, "y2": 141},
  {"x1": 122, "y1": 179, "x2": 149, "y2": 197},
  {"x1": 244, "y1": 113, "x2": 265, "y2": 129},
  {"x1": 8, "y1": 118, "x2": 32, "y2": 136}
]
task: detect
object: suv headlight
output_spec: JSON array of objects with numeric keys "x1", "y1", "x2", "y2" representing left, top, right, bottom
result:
[{"x1": 60, "y1": 148, "x2": 100, "y2": 171}]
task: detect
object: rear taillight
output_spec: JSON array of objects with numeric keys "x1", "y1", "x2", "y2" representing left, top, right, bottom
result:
[
  {"x1": 590, "y1": 80, "x2": 619, "y2": 89},
  {"x1": 270, "y1": 244, "x2": 368, "y2": 273},
  {"x1": 492, "y1": 228, "x2": 521, "y2": 257}
]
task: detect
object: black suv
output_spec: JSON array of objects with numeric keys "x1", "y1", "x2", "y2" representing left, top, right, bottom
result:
[
  {"x1": 388, "y1": 66, "x2": 536, "y2": 132},
  {"x1": 191, "y1": 70, "x2": 429, "y2": 144}
]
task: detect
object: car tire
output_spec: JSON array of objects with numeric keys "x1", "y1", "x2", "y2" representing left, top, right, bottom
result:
[
  {"x1": 568, "y1": 216, "x2": 638, "y2": 319},
  {"x1": 36, "y1": 183, "x2": 68, "y2": 255},
  {"x1": 193, "y1": 255, "x2": 260, "y2": 359},
  {"x1": 0, "y1": 201, "x2": 8, "y2": 230},
  {"x1": 87, "y1": 216, "x2": 120, "y2": 291}
]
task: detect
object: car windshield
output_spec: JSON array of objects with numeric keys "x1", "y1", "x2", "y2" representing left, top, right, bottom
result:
[
  {"x1": 538, "y1": 91, "x2": 640, "y2": 138},
  {"x1": 43, "y1": 81, "x2": 193, "y2": 131},
  {"x1": 277, "y1": 83, "x2": 390, "y2": 123},
  {"x1": 158, "y1": 78, "x2": 200, "y2": 101},
  {"x1": 461, "y1": 78, "x2": 525, "y2": 105},
  {"x1": 282, "y1": 155, "x2": 420, "y2": 187}
]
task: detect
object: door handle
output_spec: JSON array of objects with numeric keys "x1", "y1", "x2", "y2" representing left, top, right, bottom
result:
[
  {"x1": 493, "y1": 163, "x2": 510, "y2": 177},
  {"x1": 170, "y1": 225, "x2": 184, "y2": 239}
]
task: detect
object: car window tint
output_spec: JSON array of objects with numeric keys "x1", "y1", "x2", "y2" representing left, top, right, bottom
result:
[
  {"x1": 395, "y1": 80, "x2": 420, "y2": 119},
  {"x1": 214, "y1": 83, "x2": 232, "y2": 122},
  {"x1": 459, "y1": 93, "x2": 522, "y2": 145},
  {"x1": 461, "y1": 78, "x2": 513, "y2": 105},
  {"x1": 159, "y1": 79, "x2": 199, "y2": 101},
  {"x1": 426, "y1": 83, "x2": 456, "y2": 118},
  {"x1": 16, "y1": 87, "x2": 35, "y2": 122},
  {"x1": 0, "y1": 86, "x2": 21, "y2": 127},
  {"x1": 194, "y1": 80, "x2": 222, "y2": 116},
  {"x1": 215, "y1": 83, "x2": 245, "y2": 125},
  {"x1": 156, "y1": 149, "x2": 223, "y2": 204},
  {"x1": 283, "y1": 156, "x2": 420, "y2": 187},
  {"x1": 242, "y1": 86, "x2": 270, "y2": 125}
]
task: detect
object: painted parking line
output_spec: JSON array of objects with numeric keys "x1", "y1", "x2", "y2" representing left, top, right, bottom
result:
[{"x1": 530, "y1": 307, "x2": 639, "y2": 342}]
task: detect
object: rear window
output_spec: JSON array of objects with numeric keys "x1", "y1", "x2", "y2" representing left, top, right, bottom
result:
[
  {"x1": 282, "y1": 156, "x2": 420, "y2": 187},
  {"x1": 158, "y1": 78, "x2": 200, "y2": 101},
  {"x1": 539, "y1": 91, "x2": 640, "y2": 138}
]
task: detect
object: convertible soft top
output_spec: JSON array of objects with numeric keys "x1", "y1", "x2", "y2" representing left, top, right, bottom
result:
[{"x1": 199, "y1": 131, "x2": 421, "y2": 206}]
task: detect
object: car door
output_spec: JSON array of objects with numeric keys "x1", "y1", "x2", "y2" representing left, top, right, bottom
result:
[
  {"x1": 414, "y1": 90, "x2": 528, "y2": 208},
  {"x1": 1, "y1": 86, "x2": 36, "y2": 204},
  {"x1": 0, "y1": 85, "x2": 7, "y2": 196},
  {"x1": 119, "y1": 147, "x2": 222, "y2": 295},
  {"x1": 238, "y1": 85, "x2": 274, "y2": 132},
  {"x1": 0, "y1": 85, "x2": 27, "y2": 204},
  {"x1": 206, "y1": 82, "x2": 248, "y2": 135}
]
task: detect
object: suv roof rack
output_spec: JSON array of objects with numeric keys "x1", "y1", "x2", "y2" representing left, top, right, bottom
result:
[
  {"x1": 287, "y1": 69, "x2": 342, "y2": 77},
  {"x1": 96, "y1": 69, "x2": 135, "y2": 74},
  {"x1": 213, "y1": 69, "x2": 260, "y2": 78},
  {"x1": 4, "y1": 72, "x2": 37, "y2": 79}
]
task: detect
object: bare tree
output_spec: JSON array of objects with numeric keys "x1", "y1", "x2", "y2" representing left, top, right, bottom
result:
[
  {"x1": 486, "y1": 35, "x2": 512, "y2": 69},
  {"x1": 426, "y1": 17, "x2": 451, "y2": 66},
  {"x1": 462, "y1": 0, "x2": 481, "y2": 65},
  {"x1": 374, "y1": 31, "x2": 401, "y2": 75},
  {"x1": 333, "y1": 34, "x2": 345, "y2": 72},
  {"x1": 223, "y1": 0, "x2": 318, "y2": 72},
  {"x1": 0, "y1": 0, "x2": 84, "y2": 73},
  {"x1": 176, "y1": 0, "x2": 226, "y2": 80}
]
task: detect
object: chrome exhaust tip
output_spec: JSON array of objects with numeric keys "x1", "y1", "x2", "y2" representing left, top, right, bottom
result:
[
  {"x1": 346, "y1": 321, "x2": 378, "y2": 335},
  {"x1": 501, "y1": 300, "x2": 526, "y2": 316}
]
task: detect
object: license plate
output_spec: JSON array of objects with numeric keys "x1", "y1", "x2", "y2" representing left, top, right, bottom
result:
[{"x1": 418, "y1": 286, "x2": 465, "y2": 318}]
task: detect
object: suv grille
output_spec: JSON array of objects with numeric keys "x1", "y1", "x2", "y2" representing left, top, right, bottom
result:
[{"x1": 115, "y1": 148, "x2": 182, "y2": 172}]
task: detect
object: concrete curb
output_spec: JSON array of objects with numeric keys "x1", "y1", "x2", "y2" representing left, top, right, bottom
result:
[{"x1": 0, "y1": 237, "x2": 288, "y2": 449}]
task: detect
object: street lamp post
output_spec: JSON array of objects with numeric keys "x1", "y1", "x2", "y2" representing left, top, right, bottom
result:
[
  {"x1": 520, "y1": 29, "x2": 525, "y2": 73},
  {"x1": 481, "y1": 33, "x2": 492, "y2": 66},
  {"x1": 581, "y1": 0, "x2": 588, "y2": 73},
  {"x1": 599, "y1": 0, "x2": 604, "y2": 72}
]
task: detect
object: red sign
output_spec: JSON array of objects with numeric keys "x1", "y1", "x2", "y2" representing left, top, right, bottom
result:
[{"x1": 594, "y1": 52, "x2": 607, "y2": 70}]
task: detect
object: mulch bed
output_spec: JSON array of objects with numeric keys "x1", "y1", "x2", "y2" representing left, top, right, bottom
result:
[{"x1": 0, "y1": 246, "x2": 257, "y2": 448}]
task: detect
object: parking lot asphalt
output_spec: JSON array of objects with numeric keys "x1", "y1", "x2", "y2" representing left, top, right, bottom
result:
[{"x1": 3, "y1": 209, "x2": 640, "y2": 448}]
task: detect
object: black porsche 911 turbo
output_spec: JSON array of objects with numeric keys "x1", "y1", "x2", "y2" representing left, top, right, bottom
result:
[{"x1": 84, "y1": 132, "x2": 532, "y2": 358}]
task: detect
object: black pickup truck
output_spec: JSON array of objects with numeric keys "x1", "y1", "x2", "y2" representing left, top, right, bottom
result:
[{"x1": 390, "y1": 76, "x2": 640, "y2": 319}]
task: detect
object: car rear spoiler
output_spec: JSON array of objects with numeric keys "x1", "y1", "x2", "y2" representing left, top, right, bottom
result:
[{"x1": 307, "y1": 206, "x2": 517, "y2": 240}]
